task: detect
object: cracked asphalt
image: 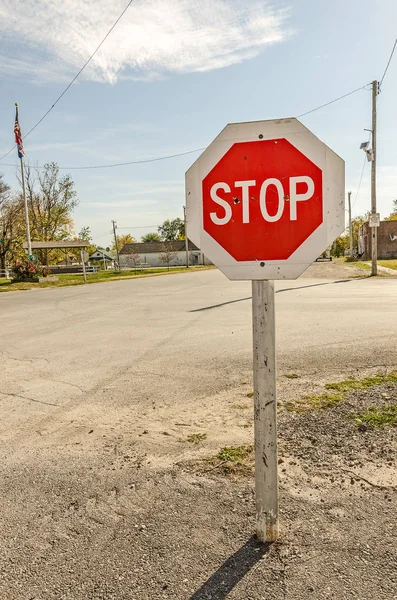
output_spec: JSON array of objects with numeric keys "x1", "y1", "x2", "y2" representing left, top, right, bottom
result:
[{"x1": 0, "y1": 265, "x2": 396, "y2": 599}]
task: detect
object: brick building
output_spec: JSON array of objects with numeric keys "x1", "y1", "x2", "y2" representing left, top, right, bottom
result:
[{"x1": 359, "y1": 220, "x2": 397, "y2": 259}]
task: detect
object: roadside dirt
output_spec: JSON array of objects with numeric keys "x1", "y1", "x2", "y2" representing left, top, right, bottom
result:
[
  {"x1": 0, "y1": 368, "x2": 396, "y2": 599},
  {"x1": 300, "y1": 260, "x2": 370, "y2": 279}
]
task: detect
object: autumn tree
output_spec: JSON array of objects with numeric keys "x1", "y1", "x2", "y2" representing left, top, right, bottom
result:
[
  {"x1": 141, "y1": 232, "x2": 161, "y2": 242},
  {"x1": 331, "y1": 235, "x2": 349, "y2": 258},
  {"x1": 385, "y1": 199, "x2": 397, "y2": 221},
  {"x1": 19, "y1": 162, "x2": 78, "y2": 265},
  {"x1": 0, "y1": 174, "x2": 25, "y2": 270},
  {"x1": 158, "y1": 218, "x2": 184, "y2": 241},
  {"x1": 112, "y1": 233, "x2": 136, "y2": 252}
]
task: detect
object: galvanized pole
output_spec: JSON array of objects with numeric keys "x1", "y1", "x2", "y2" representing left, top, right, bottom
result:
[
  {"x1": 20, "y1": 159, "x2": 32, "y2": 257},
  {"x1": 348, "y1": 191, "x2": 353, "y2": 258},
  {"x1": 252, "y1": 279, "x2": 279, "y2": 542},
  {"x1": 112, "y1": 220, "x2": 120, "y2": 269},
  {"x1": 371, "y1": 80, "x2": 378, "y2": 276},
  {"x1": 183, "y1": 206, "x2": 189, "y2": 268},
  {"x1": 80, "y1": 250, "x2": 87, "y2": 283},
  {"x1": 15, "y1": 104, "x2": 32, "y2": 258}
]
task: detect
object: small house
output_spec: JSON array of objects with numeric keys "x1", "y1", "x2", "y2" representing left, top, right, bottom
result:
[
  {"x1": 89, "y1": 249, "x2": 116, "y2": 269},
  {"x1": 119, "y1": 240, "x2": 209, "y2": 268}
]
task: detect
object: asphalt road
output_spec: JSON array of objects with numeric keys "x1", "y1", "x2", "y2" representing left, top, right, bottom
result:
[
  {"x1": 1, "y1": 267, "x2": 397, "y2": 450},
  {"x1": 1, "y1": 267, "x2": 397, "y2": 599},
  {"x1": 1, "y1": 268, "x2": 397, "y2": 392}
]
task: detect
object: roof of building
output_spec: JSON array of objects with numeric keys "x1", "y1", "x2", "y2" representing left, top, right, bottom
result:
[
  {"x1": 120, "y1": 240, "x2": 200, "y2": 254},
  {"x1": 23, "y1": 239, "x2": 90, "y2": 249},
  {"x1": 89, "y1": 249, "x2": 115, "y2": 260}
]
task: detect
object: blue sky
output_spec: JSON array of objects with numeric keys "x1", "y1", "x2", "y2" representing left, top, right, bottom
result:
[{"x1": 0, "y1": 0, "x2": 396, "y2": 247}]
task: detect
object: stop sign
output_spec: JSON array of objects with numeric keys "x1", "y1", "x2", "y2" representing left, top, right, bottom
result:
[{"x1": 186, "y1": 118, "x2": 345, "y2": 280}]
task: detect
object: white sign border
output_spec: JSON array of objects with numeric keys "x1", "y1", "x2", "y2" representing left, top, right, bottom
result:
[{"x1": 186, "y1": 118, "x2": 345, "y2": 280}]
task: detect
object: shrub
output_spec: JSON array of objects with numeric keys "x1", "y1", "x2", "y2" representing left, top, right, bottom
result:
[{"x1": 12, "y1": 261, "x2": 51, "y2": 282}]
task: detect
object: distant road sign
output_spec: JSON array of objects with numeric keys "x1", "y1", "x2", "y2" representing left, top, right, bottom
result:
[{"x1": 369, "y1": 213, "x2": 380, "y2": 227}]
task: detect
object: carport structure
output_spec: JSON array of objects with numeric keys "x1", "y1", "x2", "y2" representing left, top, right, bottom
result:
[{"x1": 23, "y1": 240, "x2": 90, "y2": 266}]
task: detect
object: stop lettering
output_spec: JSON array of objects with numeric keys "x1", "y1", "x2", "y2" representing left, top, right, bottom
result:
[{"x1": 202, "y1": 139, "x2": 323, "y2": 261}]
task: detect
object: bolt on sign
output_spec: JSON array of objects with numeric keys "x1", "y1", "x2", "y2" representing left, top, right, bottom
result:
[
  {"x1": 186, "y1": 119, "x2": 345, "y2": 541},
  {"x1": 187, "y1": 118, "x2": 344, "y2": 280}
]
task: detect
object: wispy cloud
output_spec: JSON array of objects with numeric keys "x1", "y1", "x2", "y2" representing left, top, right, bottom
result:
[{"x1": 0, "y1": 0, "x2": 290, "y2": 83}]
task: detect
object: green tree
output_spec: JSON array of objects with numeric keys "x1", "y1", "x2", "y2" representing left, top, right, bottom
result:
[
  {"x1": 158, "y1": 218, "x2": 185, "y2": 241},
  {"x1": 342, "y1": 214, "x2": 368, "y2": 256},
  {"x1": 75, "y1": 226, "x2": 96, "y2": 257},
  {"x1": 141, "y1": 232, "x2": 161, "y2": 243},
  {"x1": 78, "y1": 226, "x2": 92, "y2": 241},
  {"x1": 331, "y1": 235, "x2": 349, "y2": 258}
]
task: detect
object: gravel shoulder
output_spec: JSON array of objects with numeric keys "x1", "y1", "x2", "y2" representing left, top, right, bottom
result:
[{"x1": 1, "y1": 371, "x2": 396, "y2": 600}]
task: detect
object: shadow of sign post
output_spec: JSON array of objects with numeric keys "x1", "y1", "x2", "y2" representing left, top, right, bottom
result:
[{"x1": 190, "y1": 536, "x2": 270, "y2": 600}]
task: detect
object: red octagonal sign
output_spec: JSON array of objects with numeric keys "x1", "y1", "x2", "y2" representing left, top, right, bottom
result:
[
  {"x1": 186, "y1": 119, "x2": 344, "y2": 281},
  {"x1": 203, "y1": 138, "x2": 323, "y2": 261}
]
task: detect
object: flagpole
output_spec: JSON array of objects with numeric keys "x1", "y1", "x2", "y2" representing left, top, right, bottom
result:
[{"x1": 15, "y1": 103, "x2": 32, "y2": 257}]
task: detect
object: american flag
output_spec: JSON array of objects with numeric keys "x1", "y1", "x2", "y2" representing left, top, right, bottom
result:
[{"x1": 14, "y1": 104, "x2": 25, "y2": 159}]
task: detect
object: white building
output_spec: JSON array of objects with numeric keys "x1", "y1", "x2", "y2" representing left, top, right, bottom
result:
[{"x1": 119, "y1": 240, "x2": 211, "y2": 268}]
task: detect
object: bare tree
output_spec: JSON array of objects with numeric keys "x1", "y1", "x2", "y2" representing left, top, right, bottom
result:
[
  {"x1": 125, "y1": 247, "x2": 142, "y2": 273},
  {"x1": 159, "y1": 243, "x2": 178, "y2": 271}
]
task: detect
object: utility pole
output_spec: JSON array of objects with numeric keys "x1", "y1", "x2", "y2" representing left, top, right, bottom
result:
[
  {"x1": 348, "y1": 191, "x2": 353, "y2": 258},
  {"x1": 183, "y1": 206, "x2": 189, "y2": 268},
  {"x1": 112, "y1": 220, "x2": 120, "y2": 269},
  {"x1": 371, "y1": 80, "x2": 378, "y2": 276}
]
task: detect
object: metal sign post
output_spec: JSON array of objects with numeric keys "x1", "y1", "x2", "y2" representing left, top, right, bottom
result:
[
  {"x1": 252, "y1": 280, "x2": 278, "y2": 541},
  {"x1": 186, "y1": 118, "x2": 345, "y2": 543}
]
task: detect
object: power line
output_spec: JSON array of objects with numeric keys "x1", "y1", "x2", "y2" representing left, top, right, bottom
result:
[
  {"x1": 0, "y1": 147, "x2": 205, "y2": 170},
  {"x1": 352, "y1": 155, "x2": 368, "y2": 211},
  {"x1": 380, "y1": 38, "x2": 397, "y2": 87},
  {"x1": 0, "y1": 0, "x2": 135, "y2": 161},
  {"x1": 296, "y1": 84, "x2": 370, "y2": 118},
  {"x1": 0, "y1": 83, "x2": 371, "y2": 171},
  {"x1": 60, "y1": 148, "x2": 205, "y2": 169}
]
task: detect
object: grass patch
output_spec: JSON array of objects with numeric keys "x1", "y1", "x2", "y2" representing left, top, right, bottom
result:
[
  {"x1": 284, "y1": 373, "x2": 300, "y2": 379},
  {"x1": 355, "y1": 262, "x2": 371, "y2": 270},
  {"x1": 232, "y1": 403, "x2": 249, "y2": 409},
  {"x1": 325, "y1": 372, "x2": 397, "y2": 393},
  {"x1": 286, "y1": 392, "x2": 343, "y2": 412},
  {"x1": 378, "y1": 260, "x2": 397, "y2": 271},
  {"x1": 0, "y1": 266, "x2": 215, "y2": 293},
  {"x1": 187, "y1": 433, "x2": 207, "y2": 444},
  {"x1": 351, "y1": 404, "x2": 397, "y2": 428},
  {"x1": 287, "y1": 371, "x2": 397, "y2": 413},
  {"x1": 246, "y1": 391, "x2": 254, "y2": 398},
  {"x1": 218, "y1": 445, "x2": 253, "y2": 462},
  {"x1": 200, "y1": 444, "x2": 254, "y2": 476}
]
